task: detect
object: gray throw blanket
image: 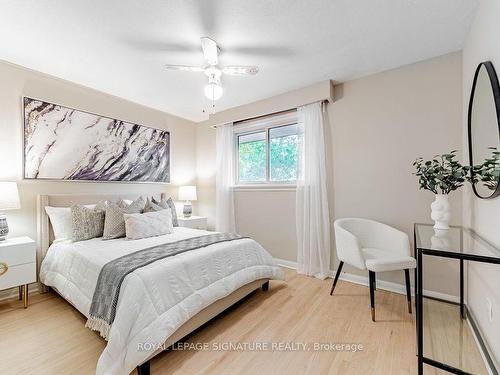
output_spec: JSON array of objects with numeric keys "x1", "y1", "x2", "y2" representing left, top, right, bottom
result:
[{"x1": 85, "y1": 233, "x2": 247, "y2": 339}]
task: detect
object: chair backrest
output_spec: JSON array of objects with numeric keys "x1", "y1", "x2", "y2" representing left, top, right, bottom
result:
[
  {"x1": 338, "y1": 218, "x2": 393, "y2": 248},
  {"x1": 334, "y1": 219, "x2": 366, "y2": 270},
  {"x1": 334, "y1": 218, "x2": 410, "y2": 270}
]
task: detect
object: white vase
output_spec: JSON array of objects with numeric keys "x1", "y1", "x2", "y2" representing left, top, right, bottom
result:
[
  {"x1": 430, "y1": 194, "x2": 451, "y2": 230},
  {"x1": 431, "y1": 228, "x2": 451, "y2": 249}
]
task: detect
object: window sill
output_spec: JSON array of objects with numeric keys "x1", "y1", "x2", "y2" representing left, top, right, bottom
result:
[{"x1": 232, "y1": 184, "x2": 296, "y2": 192}]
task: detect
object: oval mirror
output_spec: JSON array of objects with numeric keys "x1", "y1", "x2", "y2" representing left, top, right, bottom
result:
[{"x1": 468, "y1": 61, "x2": 500, "y2": 199}]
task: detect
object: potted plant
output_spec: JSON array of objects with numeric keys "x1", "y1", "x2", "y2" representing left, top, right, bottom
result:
[{"x1": 413, "y1": 151, "x2": 470, "y2": 229}]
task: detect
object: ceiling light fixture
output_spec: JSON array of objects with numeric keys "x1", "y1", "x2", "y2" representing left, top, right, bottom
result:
[
  {"x1": 204, "y1": 72, "x2": 223, "y2": 101},
  {"x1": 204, "y1": 82, "x2": 223, "y2": 101},
  {"x1": 165, "y1": 37, "x2": 259, "y2": 105}
]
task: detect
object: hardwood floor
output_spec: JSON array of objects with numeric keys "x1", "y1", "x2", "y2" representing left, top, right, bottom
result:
[
  {"x1": 0, "y1": 268, "x2": 487, "y2": 375},
  {"x1": 423, "y1": 299, "x2": 488, "y2": 374}
]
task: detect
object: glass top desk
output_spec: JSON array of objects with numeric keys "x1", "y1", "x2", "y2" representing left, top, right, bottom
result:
[{"x1": 414, "y1": 223, "x2": 500, "y2": 375}]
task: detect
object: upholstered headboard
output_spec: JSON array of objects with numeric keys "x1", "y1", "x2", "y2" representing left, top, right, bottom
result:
[{"x1": 36, "y1": 193, "x2": 166, "y2": 285}]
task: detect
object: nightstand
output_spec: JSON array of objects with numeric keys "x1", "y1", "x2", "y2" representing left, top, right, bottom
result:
[
  {"x1": 0, "y1": 237, "x2": 36, "y2": 308},
  {"x1": 177, "y1": 216, "x2": 208, "y2": 230}
]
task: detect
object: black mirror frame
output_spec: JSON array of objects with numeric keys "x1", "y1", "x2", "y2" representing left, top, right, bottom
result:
[{"x1": 468, "y1": 61, "x2": 500, "y2": 200}]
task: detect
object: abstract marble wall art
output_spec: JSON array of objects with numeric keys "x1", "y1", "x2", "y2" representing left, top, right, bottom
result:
[{"x1": 23, "y1": 97, "x2": 170, "y2": 183}]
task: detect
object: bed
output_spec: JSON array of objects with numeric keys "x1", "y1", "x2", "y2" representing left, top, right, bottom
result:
[{"x1": 36, "y1": 194, "x2": 284, "y2": 375}]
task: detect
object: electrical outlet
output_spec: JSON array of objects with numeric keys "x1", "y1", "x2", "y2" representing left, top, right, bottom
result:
[{"x1": 487, "y1": 298, "x2": 493, "y2": 322}]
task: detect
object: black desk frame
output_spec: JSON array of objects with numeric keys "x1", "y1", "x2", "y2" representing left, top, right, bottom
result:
[{"x1": 414, "y1": 224, "x2": 500, "y2": 375}]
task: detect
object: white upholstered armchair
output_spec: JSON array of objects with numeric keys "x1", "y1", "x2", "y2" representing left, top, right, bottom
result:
[{"x1": 331, "y1": 218, "x2": 416, "y2": 321}]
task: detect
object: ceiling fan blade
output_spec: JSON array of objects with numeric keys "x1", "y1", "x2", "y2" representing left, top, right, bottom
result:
[
  {"x1": 165, "y1": 65, "x2": 205, "y2": 72},
  {"x1": 222, "y1": 66, "x2": 259, "y2": 76},
  {"x1": 201, "y1": 37, "x2": 218, "y2": 66}
]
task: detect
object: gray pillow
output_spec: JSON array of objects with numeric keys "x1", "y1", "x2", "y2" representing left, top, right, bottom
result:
[
  {"x1": 152, "y1": 196, "x2": 178, "y2": 227},
  {"x1": 143, "y1": 198, "x2": 165, "y2": 213},
  {"x1": 117, "y1": 199, "x2": 133, "y2": 209},
  {"x1": 71, "y1": 201, "x2": 107, "y2": 242},
  {"x1": 103, "y1": 196, "x2": 145, "y2": 240},
  {"x1": 124, "y1": 209, "x2": 173, "y2": 240}
]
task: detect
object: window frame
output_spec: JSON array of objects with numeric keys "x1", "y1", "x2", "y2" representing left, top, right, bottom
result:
[{"x1": 233, "y1": 111, "x2": 299, "y2": 187}]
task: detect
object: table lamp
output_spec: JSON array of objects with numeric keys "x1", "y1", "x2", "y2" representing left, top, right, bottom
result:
[
  {"x1": 178, "y1": 186, "x2": 197, "y2": 218},
  {"x1": 0, "y1": 182, "x2": 21, "y2": 241}
]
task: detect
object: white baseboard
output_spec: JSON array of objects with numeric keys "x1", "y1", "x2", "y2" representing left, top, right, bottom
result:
[
  {"x1": 274, "y1": 258, "x2": 299, "y2": 270},
  {"x1": 274, "y1": 258, "x2": 459, "y2": 303}
]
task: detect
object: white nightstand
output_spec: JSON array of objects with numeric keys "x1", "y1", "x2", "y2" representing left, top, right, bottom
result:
[
  {"x1": 177, "y1": 216, "x2": 208, "y2": 230},
  {"x1": 0, "y1": 237, "x2": 36, "y2": 308}
]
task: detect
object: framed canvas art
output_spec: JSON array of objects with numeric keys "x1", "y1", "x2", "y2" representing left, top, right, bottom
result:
[{"x1": 23, "y1": 97, "x2": 170, "y2": 183}]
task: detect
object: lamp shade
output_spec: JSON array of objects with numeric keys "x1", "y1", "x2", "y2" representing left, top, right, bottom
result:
[
  {"x1": 204, "y1": 83, "x2": 223, "y2": 101},
  {"x1": 178, "y1": 185, "x2": 197, "y2": 201},
  {"x1": 0, "y1": 182, "x2": 21, "y2": 210}
]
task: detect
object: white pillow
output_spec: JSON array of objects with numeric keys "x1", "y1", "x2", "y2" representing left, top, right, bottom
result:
[
  {"x1": 45, "y1": 206, "x2": 72, "y2": 241},
  {"x1": 45, "y1": 202, "x2": 105, "y2": 242},
  {"x1": 123, "y1": 209, "x2": 173, "y2": 240}
]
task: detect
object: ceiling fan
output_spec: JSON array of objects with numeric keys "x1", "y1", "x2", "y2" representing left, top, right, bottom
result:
[{"x1": 165, "y1": 37, "x2": 259, "y2": 101}]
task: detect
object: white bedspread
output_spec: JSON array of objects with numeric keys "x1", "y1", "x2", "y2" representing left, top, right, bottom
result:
[{"x1": 40, "y1": 227, "x2": 284, "y2": 375}]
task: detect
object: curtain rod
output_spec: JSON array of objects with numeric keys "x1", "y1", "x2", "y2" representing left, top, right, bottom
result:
[{"x1": 210, "y1": 99, "x2": 329, "y2": 129}]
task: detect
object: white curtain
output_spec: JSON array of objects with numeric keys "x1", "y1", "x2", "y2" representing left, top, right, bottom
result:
[
  {"x1": 296, "y1": 102, "x2": 331, "y2": 280},
  {"x1": 216, "y1": 123, "x2": 236, "y2": 232}
]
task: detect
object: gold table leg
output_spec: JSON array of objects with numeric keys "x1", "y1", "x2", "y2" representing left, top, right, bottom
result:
[
  {"x1": 18, "y1": 286, "x2": 23, "y2": 300},
  {"x1": 23, "y1": 284, "x2": 28, "y2": 308}
]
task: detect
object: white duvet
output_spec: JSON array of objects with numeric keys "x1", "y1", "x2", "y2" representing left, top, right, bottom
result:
[{"x1": 40, "y1": 227, "x2": 284, "y2": 375}]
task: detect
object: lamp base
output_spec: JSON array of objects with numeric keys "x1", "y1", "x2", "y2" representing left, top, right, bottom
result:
[
  {"x1": 183, "y1": 202, "x2": 192, "y2": 218},
  {"x1": 0, "y1": 213, "x2": 9, "y2": 241}
]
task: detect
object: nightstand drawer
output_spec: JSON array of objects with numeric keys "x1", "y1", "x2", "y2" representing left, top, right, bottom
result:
[
  {"x1": 0, "y1": 240, "x2": 36, "y2": 266},
  {"x1": 0, "y1": 262, "x2": 36, "y2": 290}
]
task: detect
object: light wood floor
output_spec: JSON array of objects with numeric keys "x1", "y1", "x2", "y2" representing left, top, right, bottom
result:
[{"x1": 0, "y1": 268, "x2": 487, "y2": 375}]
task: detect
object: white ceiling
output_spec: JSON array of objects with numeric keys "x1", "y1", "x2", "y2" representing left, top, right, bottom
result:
[{"x1": 0, "y1": 0, "x2": 478, "y2": 122}]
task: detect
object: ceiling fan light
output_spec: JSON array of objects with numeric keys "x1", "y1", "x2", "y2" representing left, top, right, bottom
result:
[{"x1": 204, "y1": 83, "x2": 223, "y2": 101}]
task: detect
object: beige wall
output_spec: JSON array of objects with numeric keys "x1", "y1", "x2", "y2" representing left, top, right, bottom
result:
[
  {"x1": 331, "y1": 52, "x2": 462, "y2": 294},
  {"x1": 0, "y1": 60, "x2": 197, "y2": 242},
  {"x1": 196, "y1": 52, "x2": 463, "y2": 296},
  {"x1": 462, "y1": 0, "x2": 500, "y2": 365}
]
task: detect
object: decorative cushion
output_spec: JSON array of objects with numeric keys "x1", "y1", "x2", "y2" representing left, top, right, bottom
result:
[
  {"x1": 45, "y1": 206, "x2": 72, "y2": 241},
  {"x1": 117, "y1": 199, "x2": 133, "y2": 208},
  {"x1": 46, "y1": 202, "x2": 105, "y2": 242},
  {"x1": 71, "y1": 201, "x2": 107, "y2": 242},
  {"x1": 124, "y1": 209, "x2": 173, "y2": 240},
  {"x1": 152, "y1": 196, "x2": 178, "y2": 227},
  {"x1": 143, "y1": 198, "x2": 165, "y2": 213},
  {"x1": 103, "y1": 197, "x2": 145, "y2": 240}
]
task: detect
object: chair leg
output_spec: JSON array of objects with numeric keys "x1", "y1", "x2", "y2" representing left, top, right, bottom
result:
[
  {"x1": 369, "y1": 271, "x2": 376, "y2": 322},
  {"x1": 330, "y1": 261, "x2": 344, "y2": 295},
  {"x1": 404, "y1": 269, "x2": 412, "y2": 314}
]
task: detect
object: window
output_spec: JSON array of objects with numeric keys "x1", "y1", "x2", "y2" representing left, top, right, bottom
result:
[
  {"x1": 269, "y1": 124, "x2": 299, "y2": 182},
  {"x1": 235, "y1": 114, "x2": 300, "y2": 185},
  {"x1": 238, "y1": 131, "x2": 267, "y2": 182}
]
